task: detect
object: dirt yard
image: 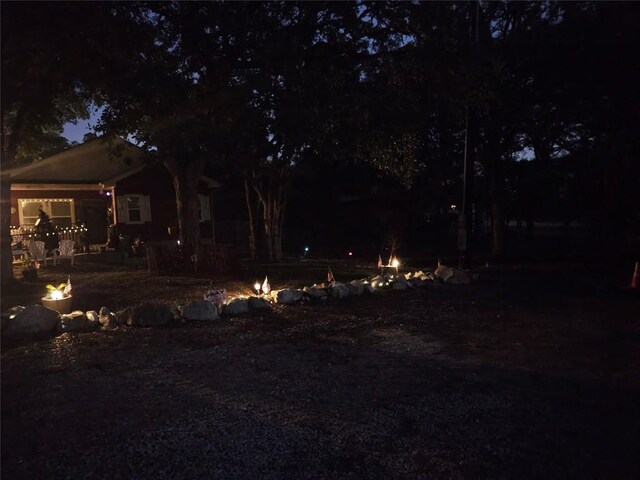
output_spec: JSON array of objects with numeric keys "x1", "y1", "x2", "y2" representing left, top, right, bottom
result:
[{"x1": 2, "y1": 262, "x2": 639, "y2": 479}]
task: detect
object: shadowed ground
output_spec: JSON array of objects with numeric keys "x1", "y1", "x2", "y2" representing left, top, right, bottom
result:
[{"x1": 2, "y1": 263, "x2": 639, "y2": 479}]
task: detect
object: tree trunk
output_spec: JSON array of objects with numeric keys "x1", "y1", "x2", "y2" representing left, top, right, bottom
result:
[
  {"x1": 253, "y1": 168, "x2": 288, "y2": 262},
  {"x1": 1, "y1": 173, "x2": 14, "y2": 285},
  {"x1": 243, "y1": 177, "x2": 257, "y2": 259},
  {"x1": 490, "y1": 173, "x2": 505, "y2": 259},
  {"x1": 164, "y1": 158, "x2": 204, "y2": 267}
]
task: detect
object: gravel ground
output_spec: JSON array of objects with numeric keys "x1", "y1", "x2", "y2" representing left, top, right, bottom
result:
[{"x1": 2, "y1": 264, "x2": 639, "y2": 479}]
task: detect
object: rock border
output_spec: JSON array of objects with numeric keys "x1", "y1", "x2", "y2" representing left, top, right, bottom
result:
[{"x1": 1, "y1": 264, "x2": 476, "y2": 337}]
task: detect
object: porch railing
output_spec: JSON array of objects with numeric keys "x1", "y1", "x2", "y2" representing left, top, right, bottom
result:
[{"x1": 10, "y1": 224, "x2": 88, "y2": 252}]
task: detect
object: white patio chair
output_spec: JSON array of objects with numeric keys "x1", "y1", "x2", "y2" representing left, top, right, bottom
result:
[
  {"x1": 28, "y1": 240, "x2": 48, "y2": 266},
  {"x1": 53, "y1": 239, "x2": 76, "y2": 266}
]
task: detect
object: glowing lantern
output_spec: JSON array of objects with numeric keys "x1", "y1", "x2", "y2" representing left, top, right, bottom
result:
[
  {"x1": 50, "y1": 289, "x2": 64, "y2": 300},
  {"x1": 391, "y1": 257, "x2": 400, "y2": 273}
]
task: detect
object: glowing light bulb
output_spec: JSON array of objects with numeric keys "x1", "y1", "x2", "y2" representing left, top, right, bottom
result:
[
  {"x1": 254, "y1": 282, "x2": 261, "y2": 293},
  {"x1": 50, "y1": 290, "x2": 63, "y2": 300},
  {"x1": 391, "y1": 258, "x2": 400, "y2": 269}
]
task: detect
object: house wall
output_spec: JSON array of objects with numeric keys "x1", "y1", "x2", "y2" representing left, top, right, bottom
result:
[
  {"x1": 114, "y1": 163, "x2": 214, "y2": 241},
  {"x1": 10, "y1": 189, "x2": 109, "y2": 226}
]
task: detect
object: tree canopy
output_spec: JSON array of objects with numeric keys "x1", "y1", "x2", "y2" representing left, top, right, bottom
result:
[{"x1": 3, "y1": 1, "x2": 638, "y2": 263}]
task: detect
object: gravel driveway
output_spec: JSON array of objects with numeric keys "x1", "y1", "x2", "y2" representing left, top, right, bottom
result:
[{"x1": 2, "y1": 265, "x2": 639, "y2": 479}]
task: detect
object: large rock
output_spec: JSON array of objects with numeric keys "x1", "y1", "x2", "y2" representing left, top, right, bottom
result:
[
  {"x1": 4, "y1": 305, "x2": 60, "y2": 336},
  {"x1": 180, "y1": 299, "x2": 219, "y2": 321},
  {"x1": 446, "y1": 270, "x2": 471, "y2": 285},
  {"x1": 410, "y1": 277, "x2": 426, "y2": 288},
  {"x1": 434, "y1": 263, "x2": 455, "y2": 281},
  {"x1": 330, "y1": 283, "x2": 350, "y2": 299},
  {"x1": 274, "y1": 289, "x2": 303, "y2": 305},
  {"x1": 348, "y1": 280, "x2": 365, "y2": 296},
  {"x1": 86, "y1": 310, "x2": 99, "y2": 323},
  {"x1": 99, "y1": 307, "x2": 118, "y2": 328},
  {"x1": 248, "y1": 296, "x2": 271, "y2": 311},
  {"x1": 392, "y1": 280, "x2": 409, "y2": 290},
  {"x1": 371, "y1": 275, "x2": 385, "y2": 288},
  {"x1": 223, "y1": 298, "x2": 250, "y2": 316},
  {"x1": 391, "y1": 275, "x2": 411, "y2": 290},
  {"x1": 363, "y1": 283, "x2": 375, "y2": 294},
  {"x1": 118, "y1": 302, "x2": 174, "y2": 326},
  {"x1": 58, "y1": 311, "x2": 99, "y2": 332},
  {"x1": 303, "y1": 286, "x2": 328, "y2": 300},
  {"x1": 2, "y1": 306, "x2": 25, "y2": 332}
]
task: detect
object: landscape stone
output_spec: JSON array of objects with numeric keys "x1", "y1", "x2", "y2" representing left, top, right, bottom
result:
[
  {"x1": 224, "y1": 298, "x2": 250, "y2": 316},
  {"x1": 446, "y1": 270, "x2": 471, "y2": 285},
  {"x1": 180, "y1": 299, "x2": 219, "y2": 321},
  {"x1": 348, "y1": 280, "x2": 365, "y2": 295},
  {"x1": 330, "y1": 283, "x2": 350, "y2": 299},
  {"x1": 98, "y1": 307, "x2": 118, "y2": 327},
  {"x1": 86, "y1": 310, "x2": 99, "y2": 322},
  {"x1": 371, "y1": 275, "x2": 385, "y2": 288},
  {"x1": 248, "y1": 296, "x2": 271, "y2": 311},
  {"x1": 303, "y1": 286, "x2": 328, "y2": 299},
  {"x1": 274, "y1": 289, "x2": 304, "y2": 305},
  {"x1": 434, "y1": 263, "x2": 455, "y2": 281},
  {"x1": 2, "y1": 306, "x2": 25, "y2": 332},
  {"x1": 58, "y1": 311, "x2": 98, "y2": 332},
  {"x1": 410, "y1": 277, "x2": 426, "y2": 288},
  {"x1": 119, "y1": 302, "x2": 174, "y2": 326},
  {"x1": 392, "y1": 280, "x2": 409, "y2": 290},
  {"x1": 4, "y1": 305, "x2": 60, "y2": 336}
]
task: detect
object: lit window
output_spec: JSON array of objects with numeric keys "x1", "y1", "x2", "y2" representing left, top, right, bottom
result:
[{"x1": 18, "y1": 199, "x2": 75, "y2": 227}]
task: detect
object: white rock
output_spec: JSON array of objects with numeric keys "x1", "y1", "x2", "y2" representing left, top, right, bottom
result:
[
  {"x1": 86, "y1": 310, "x2": 99, "y2": 322},
  {"x1": 348, "y1": 280, "x2": 365, "y2": 296},
  {"x1": 118, "y1": 303, "x2": 174, "y2": 326},
  {"x1": 98, "y1": 307, "x2": 114, "y2": 327},
  {"x1": 303, "y1": 286, "x2": 328, "y2": 299},
  {"x1": 180, "y1": 299, "x2": 219, "y2": 321},
  {"x1": 58, "y1": 311, "x2": 98, "y2": 332},
  {"x1": 446, "y1": 270, "x2": 471, "y2": 285},
  {"x1": 392, "y1": 281, "x2": 409, "y2": 290},
  {"x1": 4, "y1": 305, "x2": 60, "y2": 336},
  {"x1": 248, "y1": 296, "x2": 271, "y2": 311},
  {"x1": 330, "y1": 283, "x2": 350, "y2": 299},
  {"x1": 223, "y1": 298, "x2": 250, "y2": 316},
  {"x1": 371, "y1": 275, "x2": 385, "y2": 288},
  {"x1": 434, "y1": 263, "x2": 455, "y2": 281},
  {"x1": 274, "y1": 289, "x2": 304, "y2": 305}
]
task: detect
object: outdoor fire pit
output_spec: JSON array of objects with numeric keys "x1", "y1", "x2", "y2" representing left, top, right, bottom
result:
[{"x1": 41, "y1": 281, "x2": 73, "y2": 314}]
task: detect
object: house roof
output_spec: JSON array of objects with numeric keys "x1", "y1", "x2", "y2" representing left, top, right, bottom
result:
[
  {"x1": 7, "y1": 136, "x2": 222, "y2": 188},
  {"x1": 7, "y1": 137, "x2": 146, "y2": 184}
]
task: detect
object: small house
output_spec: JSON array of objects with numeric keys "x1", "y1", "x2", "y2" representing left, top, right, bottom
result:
[{"x1": 7, "y1": 137, "x2": 219, "y2": 248}]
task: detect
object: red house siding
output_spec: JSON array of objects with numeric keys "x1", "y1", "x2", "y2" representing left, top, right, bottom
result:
[
  {"x1": 10, "y1": 189, "x2": 109, "y2": 225},
  {"x1": 114, "y1": 164, "x2": 214, "y2": 241},
  {"x1": 11, "y1": 189, "x2": 113, "y2": 244}
]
